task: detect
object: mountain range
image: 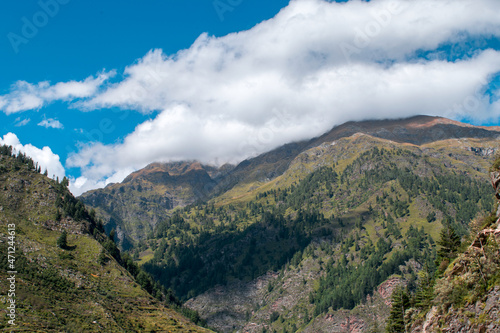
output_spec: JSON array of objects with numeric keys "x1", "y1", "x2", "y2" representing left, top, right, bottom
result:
[
  {"x1": 79, "y1": 115, "x2": 500, "y2": 332},
  {"x1": 2, "y1": 115, "x2": 500, "y2": 332},
  {"x1": 81, "y1": 115, "x2": 500, "y2": 246}
]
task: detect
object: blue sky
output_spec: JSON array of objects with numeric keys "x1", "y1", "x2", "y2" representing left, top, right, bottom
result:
[
  {"x1": 0, "y1": 0, "x2": 288, "y2": 189},
  {"x1": 0, "y1": 0, "x2": 500, "y2": 195}
]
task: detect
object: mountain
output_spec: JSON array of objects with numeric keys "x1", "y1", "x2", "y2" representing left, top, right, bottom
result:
[
  {"x1": 80, "y1": 115, "x2": 500, "y2": 249},
  {"x1": 0, "y1": 148, "x2": 211, "y2": 332},
  {"x1": 80, "y1": 161, "x2": 234, "y2": 248},
  {"x1": 179, "y1": 133, "x2": 500, "y2": 332},
  {"x1": 211, "y1": 115, "x2": 500, "y2": 193},
  {"x1": 79, "y1": 115, "x2": 500, "y2": 332}
]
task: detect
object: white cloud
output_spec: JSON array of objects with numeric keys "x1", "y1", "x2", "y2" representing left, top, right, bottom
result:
[
  {"x1": 82, "y1": 0, "x2": 500, "y2": 113},
  {"x1": 67, "y1": 53, "x2": 500, "y2": 193},
  {"x1": 14, "y1": 117, "x2": 30, "y2": 127},
  {"x1": 38, "y1": 118, "x2": 64, "y2": 129},
  {"x1": 68, "y1": 167, "x2": 136, "y2": 197},
  {"x1": 4, "y1": 0, "x2": 500, "y2": 194},
  {"x1": 0, "y1": 133, "x2": 65, "y2": 181},
  {"x1": 0, "y1": 71, "x2": 114, "y2": 114}
]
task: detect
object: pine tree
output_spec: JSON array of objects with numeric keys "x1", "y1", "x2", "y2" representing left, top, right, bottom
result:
[
  {"x1": 437, "y1": 220, "x2": 460, "y2": 261},
  {"x1": 55, "y1": 209, "x2": 62, "y2": 221},
  {"x1": 61, "y1": 176, "x2": 69, "y2": 188},
  {"x1": 57, "y1": 230, "x2": 68, "y2": 249},
  {"x1": 386, "y1": 286, "x2": 410, "y2": 333},
  {"x1": 413, "y1": 270, "x2": 433, "y2": 310}
]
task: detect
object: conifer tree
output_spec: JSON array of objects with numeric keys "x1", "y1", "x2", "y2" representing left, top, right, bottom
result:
[
  {"x1": 413, "y1": 270, "x2": 433, "y2": 310},
  {"x1": 386, "y1": 286, "x2": 410, "y2": 333},
  {"x1": 437, "y1": 220, "x2": 461, "y2": 261},
  {"x1": 57, "y1": 230, "x2": 68, "y2": 249}
]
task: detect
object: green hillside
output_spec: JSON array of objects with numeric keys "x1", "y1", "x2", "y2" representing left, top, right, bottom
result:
[
  {"x1": 0, "y1": 146, "x2": 211, "y2": 332},
  {"x1": 80, "y1": 161, "x2": 229, "y2": 249}
]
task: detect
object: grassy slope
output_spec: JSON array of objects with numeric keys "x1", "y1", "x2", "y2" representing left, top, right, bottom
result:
[{"x1": 0, "y1": 153, "x2": 211, "y2": 332}]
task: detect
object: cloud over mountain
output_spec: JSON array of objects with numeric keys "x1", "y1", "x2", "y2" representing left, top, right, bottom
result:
[{"x1": 2, "y1": 0, "x2": 500, "y2": 194}]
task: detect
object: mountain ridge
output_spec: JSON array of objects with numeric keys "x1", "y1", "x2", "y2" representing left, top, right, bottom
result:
[
  {"x1": 178, "y1": 132, "x2": 499, "y2": 332},
  {"x1": 209, "y1": 115, "x2": 500, "y2": 197},
  {"x1": 79, "y1": 115, "x2": 500, "y2": 248}
]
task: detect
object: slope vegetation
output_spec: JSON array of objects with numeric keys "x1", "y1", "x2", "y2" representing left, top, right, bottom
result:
[
  {"x1": 0, "y1": 147, "x2": 211, "y2": 332},
  {"x1": 80, "y1": 161, "x2": 233, "y2": 248}
]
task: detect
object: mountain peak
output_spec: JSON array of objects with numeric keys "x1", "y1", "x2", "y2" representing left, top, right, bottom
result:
[
  {"x1": 316, "y1": 115, "x2": 500, "y2": 147},
  {"x1": 122, "y1": 161, "x2": 208, "y2": 183}
]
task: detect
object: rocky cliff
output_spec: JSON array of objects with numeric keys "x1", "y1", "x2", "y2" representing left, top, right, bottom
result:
[{"x1": 409, "y1": 165, "x2": 500, "y2": 332}]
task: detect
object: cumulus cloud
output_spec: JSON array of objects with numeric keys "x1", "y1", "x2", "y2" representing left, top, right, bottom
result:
[
  {"x1": 64, "y1": 0, "x2": 500, "y2": 193},
  {"x1": 0, "y1": 133, "x2": 65, "y2": 181},
  {"x1": 83, "y1": 0, "x2": 500, "y2": 113},
  {"x1": 4, "y1": 0, "x2": 500, "y2": 194},
  {"x1": 38, "y1": 118, "x2": 64, "y2": 129},
  {"x1": 0, "y1": 71, "x2": 114, "y2": 114}
]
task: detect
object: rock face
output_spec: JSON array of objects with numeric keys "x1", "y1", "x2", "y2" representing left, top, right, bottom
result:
[
  {"x1": 185, "y1": 272, "x2": 278, "y2": 333},
  {"x1": 416, "y1": 287, "x2": 500, "y2": 333},
  {"x1": 300, "y1": 277, "x2": 402, "y2": 333},
  {"x1": 186, "y1": 261, "x2": 402, "y2": 333},
  {"x1": 467, "y1": 146, "x2": 497, "y2": 157},
  {"x1": 410, "y1": 166, "x2": 500, "y2": 332},
  {"x1": 491, "y1": 171, "x2": 500, "y2": 200}
]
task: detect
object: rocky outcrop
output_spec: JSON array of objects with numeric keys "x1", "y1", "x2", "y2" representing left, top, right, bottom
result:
[
  {"x1": 301, "y1": 277, "x2": 404, "y2": 333},
  {"x1": 467, "y1": 146, "x2": 497, "y2": 157},
  {"x1": 415, "y1": 287, "x2": 500, "y2": 333},
  {"x1": 411, "y1": 165, "x2": 500, "y2": 332},
  {"x1": 490, "y1": 171, "x2": 500, "y2": 200},
  {"x1": 377, "y1": 277, "x2": 405, "y2": 306}
]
